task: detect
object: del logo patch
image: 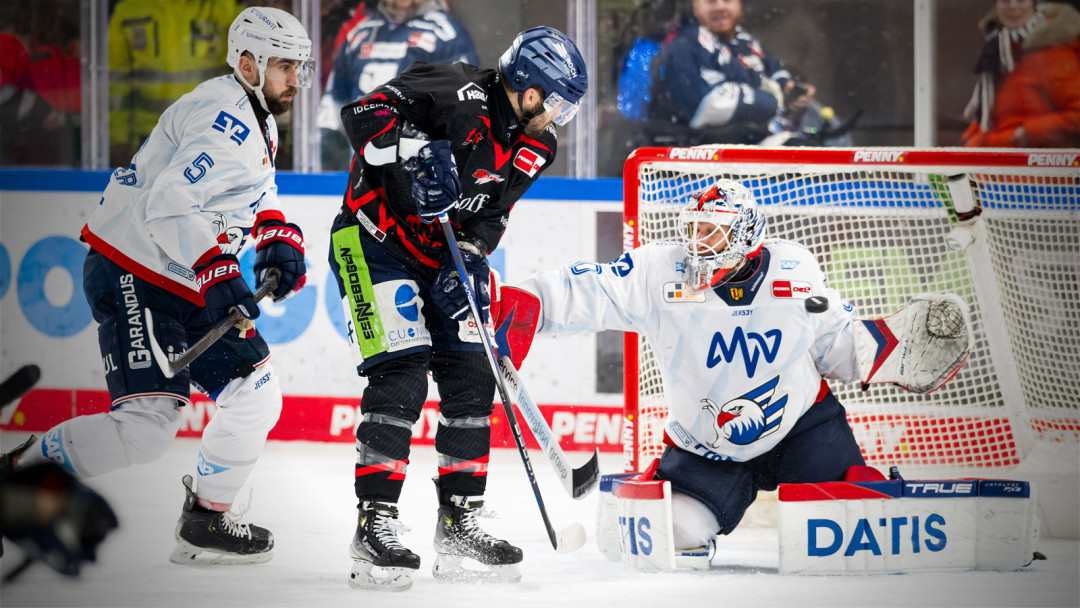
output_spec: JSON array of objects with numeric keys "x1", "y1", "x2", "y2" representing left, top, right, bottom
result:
[
  {"x1": 772, "y1": 280, "x2": 812, "y2": 298},
  {"x1": 513, "y1": 148, "x2": 546, "y2": 177},
  {"x1": 664, "y1": 282, "x2": 705, "y2": 302}
]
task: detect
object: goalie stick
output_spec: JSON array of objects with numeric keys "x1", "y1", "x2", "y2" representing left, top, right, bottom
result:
[
  {"x1": 438, "y1": 215, "x2": 586, "y2": 553},
  {"x1": 144, "y1": 270, "x2": 279, "y2": 379},
  {"x1": 497, "y1": 355, "x2": 600, "y2": 499}
]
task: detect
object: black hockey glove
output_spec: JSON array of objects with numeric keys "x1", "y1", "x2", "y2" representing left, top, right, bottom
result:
[
  {"x1": 433, "y1": 241, "x2": 489, "y2": 322},
  {"x1": 253, "y1": 221, "x2": 307, "y2": 302},
  {"x1": 1, "y1": 462, "x2": 119, "y2": 578},
  {"x1": 194, "y1": 253, "x2": 259, "y2": 326},
  {"x1": 404, "y1": 140, "x2": 460, "y2": 223}
]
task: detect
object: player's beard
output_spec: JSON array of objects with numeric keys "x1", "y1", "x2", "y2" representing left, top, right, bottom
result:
[
  {"x1": 265, "y1": 85, "x2": 298, "y2": 116},
  {"x1": 522, "y1": 99, "x2": 552, "y2": 138}
]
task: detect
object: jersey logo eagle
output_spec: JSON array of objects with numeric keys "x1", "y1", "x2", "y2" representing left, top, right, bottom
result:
[{"x1": 700, "y1": 376, "x2": 787, "y2": 447}]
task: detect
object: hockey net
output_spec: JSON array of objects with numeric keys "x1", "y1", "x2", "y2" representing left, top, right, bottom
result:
[{"x1": 622, "y1": 146, "x2": 1080, "y2": 479}]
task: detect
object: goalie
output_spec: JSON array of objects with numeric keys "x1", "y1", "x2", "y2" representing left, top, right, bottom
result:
[{"x1": 494, "y1": 180, "x2": 972, "y2": 563}]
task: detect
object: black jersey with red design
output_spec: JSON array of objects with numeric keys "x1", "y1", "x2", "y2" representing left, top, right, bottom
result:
[{"x1": 338, "y1": 61, "x2": 558, "y2": 273}]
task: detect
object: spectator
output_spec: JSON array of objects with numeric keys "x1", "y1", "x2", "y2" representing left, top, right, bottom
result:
[
  {"x1": 317, "y1": 0, "x2": 478, "y2": 169},
  {"x1": 646, "y1": 0, "x2": 833, "y2": 146},
  {"x1": 0, "y1": 1, "x2": 81, "y2": 166},
  {"x1": 961, "y1": 0, "x2": 1080, "y2": 148},
  {"x1": 108, "y1": 0, "x2": 242, "y2": 164}
]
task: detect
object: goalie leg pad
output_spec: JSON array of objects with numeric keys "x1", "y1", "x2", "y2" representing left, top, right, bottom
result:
[
  {"x1": 778, "y1": 477, "x2": 1040, "y2": 574},
  {"x1": 610, "y1": 478, "x2": 716, "y2": 571}
]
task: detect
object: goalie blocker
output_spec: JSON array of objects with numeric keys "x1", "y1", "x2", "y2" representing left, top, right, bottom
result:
[{"x1": 596, "y1": 465, "x2": 1040, "y2": 574}]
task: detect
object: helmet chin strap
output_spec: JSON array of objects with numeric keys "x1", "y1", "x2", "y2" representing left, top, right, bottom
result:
[{"x1": 235, "y1": 65, "x2": 270, "y2": 113}]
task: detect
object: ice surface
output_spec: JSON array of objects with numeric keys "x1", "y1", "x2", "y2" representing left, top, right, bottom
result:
[{"x1": 2, "y1": 435, "x2": 1077, "y2": 608}]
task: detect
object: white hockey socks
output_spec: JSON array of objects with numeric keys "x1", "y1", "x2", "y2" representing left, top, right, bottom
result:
[
  {"x1": 18, "y1": 396, "x2": 180, "y2": 477},
  {"x1": 192, "y1": 364, "x2": 282, "y2": 510}
]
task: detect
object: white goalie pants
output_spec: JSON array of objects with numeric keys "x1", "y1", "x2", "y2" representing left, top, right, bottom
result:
[{"x1": 24, "y1": 364, "x2": 283, "y2": 510}]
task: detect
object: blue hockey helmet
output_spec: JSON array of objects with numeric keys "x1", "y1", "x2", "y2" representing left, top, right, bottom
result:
[{"x1": 499, "y1": 26, "x2": 588, "y2": 125}]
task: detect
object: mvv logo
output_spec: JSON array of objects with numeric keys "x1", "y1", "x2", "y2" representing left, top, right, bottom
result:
[{"x1": 706, "y1": 328, "x2": 782, "y2": 376}]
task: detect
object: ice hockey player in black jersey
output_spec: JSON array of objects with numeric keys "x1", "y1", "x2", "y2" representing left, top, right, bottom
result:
[{"x1": 328, "y1": 26, "x2": 588, "y2": 590}]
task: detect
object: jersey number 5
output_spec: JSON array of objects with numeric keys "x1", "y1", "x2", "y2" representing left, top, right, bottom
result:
[{"x1": 184, "y1": 152, "x2": 215, "y2": 184}]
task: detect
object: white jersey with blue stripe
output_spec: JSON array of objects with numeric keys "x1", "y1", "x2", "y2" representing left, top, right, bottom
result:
[
  {"x1": 517, "y1": 239, "x2": 859, "y2": 462},
  {"x1": 83, "y1": 75, "x2": 281, "y2": 302}
]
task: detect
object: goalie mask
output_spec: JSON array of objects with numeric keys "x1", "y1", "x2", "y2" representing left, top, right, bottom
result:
[{"x1": 681, "y1": 181, "x2": 765, "y2": 290}]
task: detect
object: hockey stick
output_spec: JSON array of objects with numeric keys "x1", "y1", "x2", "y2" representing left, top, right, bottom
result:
[
  {"x1": 0, "y1": 364, "x2": 41, "y2": 408},
  {"x1": 145, "y1": 270, "x2": 279, "y2": 379},
  {"x1": 497, "y1": 355, "x2": 600, "y2": 499},
  {"x1": 438, "y1": 215, "x2": 586, "y2": 553}
]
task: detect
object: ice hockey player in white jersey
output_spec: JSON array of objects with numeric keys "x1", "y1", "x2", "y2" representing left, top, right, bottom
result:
[
  {"x1": 498, "y1": 180, "x2": 971, "y2": 557},
  {"x1": 1, "y1": 7, "x2": 314, "y2": 565}
]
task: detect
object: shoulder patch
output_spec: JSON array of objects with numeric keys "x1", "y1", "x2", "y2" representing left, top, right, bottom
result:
[
  {"x1": 664, "y1": 282, "x2": 705, "y2": 303},
  {"x1": 212, "y1": 111, "x2": 250, "y2": 146},
  {"x1": 513, "y1": 147, "x2": 547, "y2": 177}
]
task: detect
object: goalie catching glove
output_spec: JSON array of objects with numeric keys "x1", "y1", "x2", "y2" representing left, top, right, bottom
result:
[{"x1": 853, "y1": 293, "x2": 973, "y2": 393}]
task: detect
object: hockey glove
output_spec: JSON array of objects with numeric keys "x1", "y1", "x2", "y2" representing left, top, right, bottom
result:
[
  {"x1": 195, "y1": 253, "x2": 259, "y2": 327},
  {"x1": 253, "y1": 221, "x2": 307, "y2": 302},
  {"x1": 432, "y1": 241, "x2": 489, "y2": 322},
  {"x1": 404, "y1": 140, "x2": 460, "y2": 223}
]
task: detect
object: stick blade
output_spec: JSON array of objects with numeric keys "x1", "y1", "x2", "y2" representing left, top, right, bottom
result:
[
  {"x1": 0, "y1": 364, "x2": 42, "y2": 408},
  {"x1": 554, "y1": 522, "x2": 587, "y2": 553},
  {"x1": 571, "y1": 449, "x2": 601, "y2": 499}
]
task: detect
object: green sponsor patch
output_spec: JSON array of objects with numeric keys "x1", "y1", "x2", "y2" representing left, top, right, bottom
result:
[{"x1": 333, "y1": 226, "x2": 387, "y2": 359}]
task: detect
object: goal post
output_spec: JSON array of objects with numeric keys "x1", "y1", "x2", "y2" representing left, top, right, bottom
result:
[{"x1": 620, "y1": 146, "x2": 1080, "y2": 495}]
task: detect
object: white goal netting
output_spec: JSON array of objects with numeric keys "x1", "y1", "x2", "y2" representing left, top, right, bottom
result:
[{"x1": 623, "y1": 146, "x2": 1080, "y2": 478}]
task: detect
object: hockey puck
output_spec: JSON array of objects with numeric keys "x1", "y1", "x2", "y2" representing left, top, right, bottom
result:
[{"x1": 804, "y1": 296, "x2": 829, "y2": 313}]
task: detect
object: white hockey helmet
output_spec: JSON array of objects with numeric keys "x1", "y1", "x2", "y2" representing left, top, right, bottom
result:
[
  {"x1": 681, "y1": 180, "x2": 765, "y2": 290},
  {"x1": 227, "y1": 7, "x2": 314, "y2": 111}
]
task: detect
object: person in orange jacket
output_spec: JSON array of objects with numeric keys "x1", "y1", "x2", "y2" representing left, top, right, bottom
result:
[{"x1": 961, "y1": 0, "x2": 1080, "y2": 148}]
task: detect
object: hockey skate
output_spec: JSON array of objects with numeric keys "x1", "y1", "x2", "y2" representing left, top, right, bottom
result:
[
  {"x1": 348, "y1": 501, "x2": 421, "y2": 591},
  {"x1": 169, "y1": 474, "x2": 274, "y2": 565},
  {"x1": 432, "y1": 494, "x2": 523, "y2": 583}
]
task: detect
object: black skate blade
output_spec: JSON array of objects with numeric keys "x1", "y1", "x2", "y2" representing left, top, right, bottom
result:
[{"x1": 0, "y1": 365, "x2": 41, "y2": 408}]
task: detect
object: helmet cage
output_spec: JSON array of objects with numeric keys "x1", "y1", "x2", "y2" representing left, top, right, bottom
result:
[
  {"x1": 227, "y1": 7, "x2": 314, "y2": 111},
  {"x1": 499, "y1": 26, "x2": 588, "y2": 124},
  {"x1": 681, "y1": 181, "x2": 765, "y2": 290}
]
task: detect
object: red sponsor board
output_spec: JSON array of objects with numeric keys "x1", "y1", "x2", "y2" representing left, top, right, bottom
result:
[{"x1": 0, "y1": 389, "x2": 625, "y2": 453}]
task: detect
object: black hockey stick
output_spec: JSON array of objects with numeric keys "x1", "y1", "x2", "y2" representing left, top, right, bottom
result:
[
  {"x1": 438, "y1": 215, "x2": 586, "y2": 553},
  {"x1": 144, "y1": 270, "x2": 279, "y2": 379},
  {"x1": 0, "y1": 364, "x2": 41, "y2": 408},
  {"x1": 498, "y1": 355, "x2": 600, "y2": 499}
]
